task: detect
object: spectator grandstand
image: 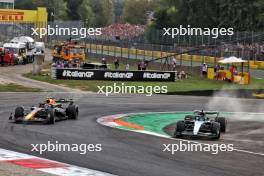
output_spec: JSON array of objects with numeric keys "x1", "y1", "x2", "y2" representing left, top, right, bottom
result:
[
  {"x1": 0, "y1": 20, "x2": 263, "y2": 62},
  {"x1": 101, "y1": 23, "x2": 145, "y2": 40}
]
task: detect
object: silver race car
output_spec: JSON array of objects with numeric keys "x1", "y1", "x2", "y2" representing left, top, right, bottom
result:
[{"x1": 173, "y1": 110, "x2": 227, "y2": 139}]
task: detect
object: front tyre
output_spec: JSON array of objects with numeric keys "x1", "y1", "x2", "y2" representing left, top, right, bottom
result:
[
  {"x1": 173, "y1": 121, "x2": 185, "y2": 138},
  {"x1": 215, "y1": 117, "x2": 226, "y2": 132},
  {"x1": 45, "y1": 109, "x2": 55, "y2": 124},
  {"x1": 14, "y1": 106, "x2": 24, "y2": 123},
  {"x1": 66, "y1": 105, "x2": 78, "y2": 120},
  {"x1": 211, "y1": 122, "x2": 221, "y2": 139}
]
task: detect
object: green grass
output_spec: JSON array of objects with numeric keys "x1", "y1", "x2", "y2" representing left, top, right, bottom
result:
[
  {"x1": 123, "y1": 112, "x2": 189, "y2": 135},
  {"x1": 24, "y1": 59, "x2": 263, "y2": 94},
  {"x1": 0, "y1": 83, "x2": 41, "y2": 92}
]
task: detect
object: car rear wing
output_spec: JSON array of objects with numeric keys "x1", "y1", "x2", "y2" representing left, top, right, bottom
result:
[
  {"x1": 193, "y1": 110, "x2": 219, "y2": 115},
  {"x1": 56, "y1": 98, "x2": 74, "y2": 104}
]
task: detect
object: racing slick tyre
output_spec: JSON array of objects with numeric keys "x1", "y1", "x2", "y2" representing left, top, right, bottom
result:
[
  {"x1": 14, "y1": 106, "x2": 24, "y2": 123},
  {"x1": 45, "y1": 109, "x2": 55, "y2": 124},
  {"x1": 173, "y1": 121, "x2": 185, "y2": 138},
  {"x1": 211, "y1": 122, "x2": 221, "y2": 139},
  {"x1": 215, "y1": 117, "x2": 226, "y2": 132},
  {"x1": 66, "y1": 105, "x2": 78, "y2": 120}
]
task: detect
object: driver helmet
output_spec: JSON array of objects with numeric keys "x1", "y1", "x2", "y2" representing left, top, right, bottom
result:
[{"x1": 46, "y1": 98, "x2": 56, "y2": 105}]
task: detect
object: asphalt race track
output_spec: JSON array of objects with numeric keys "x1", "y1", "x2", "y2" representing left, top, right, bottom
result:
[{"x1": 0, "y1": 93, "x2": 263, "y2": 176}]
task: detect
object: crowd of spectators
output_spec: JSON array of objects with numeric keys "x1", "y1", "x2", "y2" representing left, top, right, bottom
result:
[
  {"x1": 0, "y1": 48, "x2": 14, "y2": 66},
  {"x1": 101, "y1": 23, "x2": 145, "y2": 40},
  {"x1": 221, "y1": 43, "x2": 264, "y2": 60},
  {"x1": 176, "y1": 42, "x2": 264, "y2": 61},
  {"x1": 137, "y1": 60, "x2": 148, "y2": 70},
  {"x1": 53, "y1": 60, "x2": 82, "y2": 69},
  {"x1": 96, "y1": 23, "x2": 264, "y2": 61}
]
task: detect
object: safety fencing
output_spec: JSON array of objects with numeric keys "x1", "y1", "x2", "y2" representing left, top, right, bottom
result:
[
  {"x1": 84, "y1": 43, "x2": 264, "y2": 70},
  {"x1": 0, "y1": 20, "x2": 264, "y2": 70}
]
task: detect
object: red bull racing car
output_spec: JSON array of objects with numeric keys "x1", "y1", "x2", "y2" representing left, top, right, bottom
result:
[{"x1": 9, "y1": 98, "x2": 79, "y2": 124}]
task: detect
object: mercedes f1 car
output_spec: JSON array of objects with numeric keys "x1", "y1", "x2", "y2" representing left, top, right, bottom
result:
[
  {"x1": 9, "y1": 98, "x2": 79, "y2": 124},
  {"x1": 173, "y1": 110, "x2": 227, "y2": 139}
]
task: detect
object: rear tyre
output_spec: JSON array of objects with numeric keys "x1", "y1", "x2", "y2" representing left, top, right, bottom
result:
[
  {"x1": 173, "y1": 121, "x2": 185, "y2": 138},
  {"x1": 215, "y1": 117, "x2": 226, "y2": 132},
  {"x1": 14, "y1": 106, "x2": 24, "y2": 122},
  {"x1": 45, "y1": 109, "x2": 55, "y2": 124},
  {"x1": 66, "y1": 105, "x2": 78, "y2": 120},
  {"x1": 211, "y1": 122, "x2": 221, "y2": 139}
]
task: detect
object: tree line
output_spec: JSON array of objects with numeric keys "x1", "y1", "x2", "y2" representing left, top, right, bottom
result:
[
  {"x1": 14, "y1": 0, "x2": 264, "y2": 31},
  {"x1": 15, "y1": 0, "x2": 114, "y2": 27},
  {"x1": 152, "y1": 0, "x2": 264, "y2": 31}
]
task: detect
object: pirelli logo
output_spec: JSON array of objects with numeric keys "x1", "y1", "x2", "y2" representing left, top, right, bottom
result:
[{"x1": 0, "y1": 11, "x2": 24, "y2": 21}]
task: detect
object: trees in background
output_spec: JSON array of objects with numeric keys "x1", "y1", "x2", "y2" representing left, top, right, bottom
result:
[
  {"x1": 64, "y1": 0, "x2": 83, "y2": 20},
  {"x1": 14, "y1": 0, "x2": 264, "y2": 30},
  {"x1": 90, "y1": 0, "x2": 114, "y2": 27},
  {"x1": 16, "y1": 0, "x2": 114, "y2": 27},
  {"x1": 152, "y1": 0, "x2": 264, "y2": 31},
  {"x1": 63, "y1": 0, "x2": 114, "y2": 27},
  {"x1": 16, "y1": 0, "x2": 155, "y2": 25},
  {"x1": 121, "y1": 0, "x2": 158, "y2": 25},
  {"x1": 31, "y1": 0, "x2": 67, "y2": 20},
  {"x1": 218, "y1": 0, "x2": 264, "y2": 31},
  {"x1": 15, "y1": 0, "x2": 37, "y2": 10},
  {"x1": 113, "y1": 0, "x2": 124, "y2": 23},
  {"x1": 79, "y1": 0, "x2": 95, "y2": 26}
]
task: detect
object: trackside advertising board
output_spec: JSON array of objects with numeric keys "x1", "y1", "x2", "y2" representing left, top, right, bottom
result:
[{"x1": 54, "y1": 68, "x2": 176, "y2": 82}]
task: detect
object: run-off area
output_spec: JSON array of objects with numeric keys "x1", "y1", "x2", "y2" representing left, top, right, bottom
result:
[{"x1": 105, "y1": 112, "x2": 264, "y2": 155}]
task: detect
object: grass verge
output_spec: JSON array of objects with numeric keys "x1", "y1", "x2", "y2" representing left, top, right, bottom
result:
[
  {"x1": 24, "y1": 72, "x2": 263, "y2": 94},
  {"x1": 0, "y1": 83, "x2": 41, "y2": 92}
]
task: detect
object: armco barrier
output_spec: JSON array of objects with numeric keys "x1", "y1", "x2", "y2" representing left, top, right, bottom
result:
[{"x1": 52, "y1": 68, "x2": 176, "y2": 82}]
